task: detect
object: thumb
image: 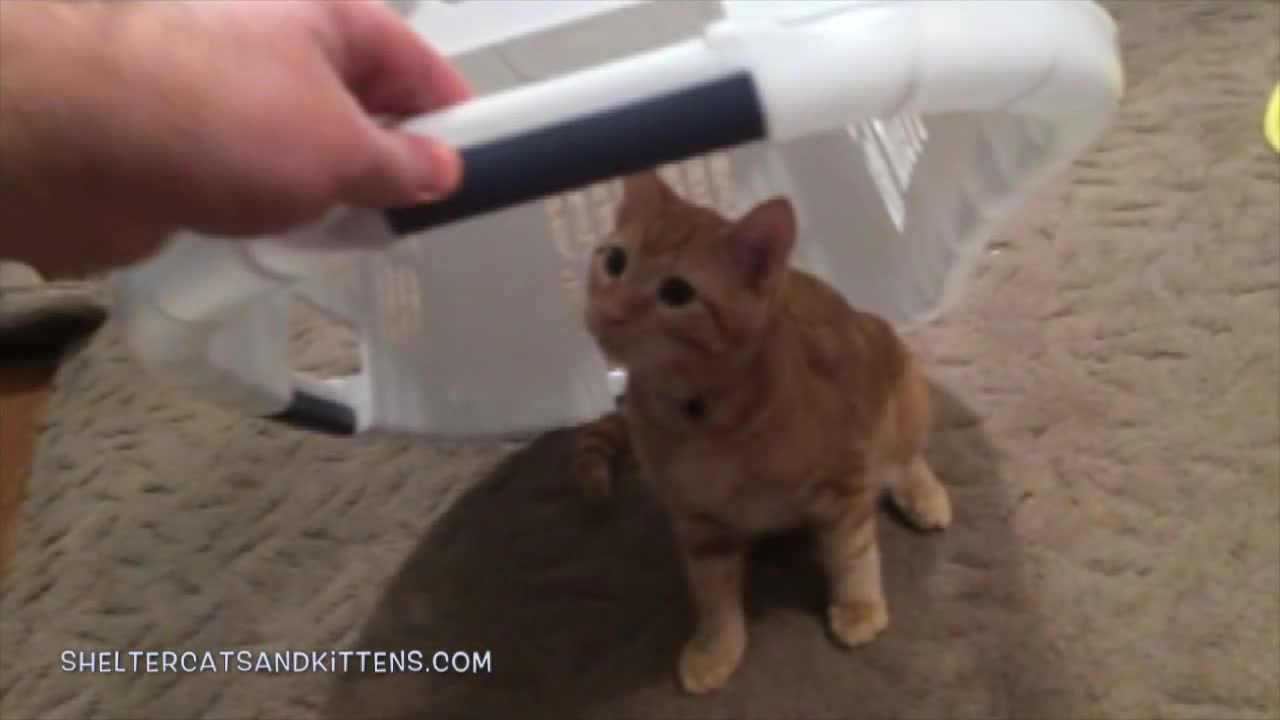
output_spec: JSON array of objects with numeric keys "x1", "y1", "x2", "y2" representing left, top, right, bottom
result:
[{"x1": 343, "y1": 127, "x2": 464, "y2": 208}]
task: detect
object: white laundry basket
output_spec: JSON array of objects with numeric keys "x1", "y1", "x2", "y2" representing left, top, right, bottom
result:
[{"x1": 109, "y1": 0, "x2": 1124, "y2": 439}]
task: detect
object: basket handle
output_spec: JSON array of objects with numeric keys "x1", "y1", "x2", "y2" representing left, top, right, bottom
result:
[{"x1": 382, "y1": 72, "x2": 764, "y2": 236}]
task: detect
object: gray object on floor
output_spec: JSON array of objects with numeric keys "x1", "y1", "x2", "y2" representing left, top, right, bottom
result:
[{"x1": 0, "y1": 262, "x2": 106, "y2": 362}]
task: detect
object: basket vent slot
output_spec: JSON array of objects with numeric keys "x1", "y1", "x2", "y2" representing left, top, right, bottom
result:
[
  {"x1": 846, "y1": 114, "x2": 929, "y2": 234},
  {"x1": 288, "y1": 299, "x2": 361, "y2": 380},
  {"x1": 371, "y1": 258, "x2": 427, "y2": 347}
]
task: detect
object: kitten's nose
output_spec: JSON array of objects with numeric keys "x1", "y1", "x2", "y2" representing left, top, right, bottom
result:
[{"x1": 598, "y1": 302, "x2": 629, "y2": 325}]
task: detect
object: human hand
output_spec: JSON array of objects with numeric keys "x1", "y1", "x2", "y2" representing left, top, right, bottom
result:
[{"x1": 0, "y1": 0, "x2": 471, "y2": 274}]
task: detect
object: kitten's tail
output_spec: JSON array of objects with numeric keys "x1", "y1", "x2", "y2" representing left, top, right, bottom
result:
[{"x1": 571, "y1": 409, "x2": 630, "y2": 500}]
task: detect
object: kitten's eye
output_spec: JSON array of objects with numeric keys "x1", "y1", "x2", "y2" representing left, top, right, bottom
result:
[
  {"x1": 657, "y1": 276, "x2": 696, "y2": 307},
  {"x1": 602, "y1": 246, "x2": 627, "y2": 277}
]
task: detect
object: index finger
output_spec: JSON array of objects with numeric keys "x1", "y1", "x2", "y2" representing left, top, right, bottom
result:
[{"x1": 329, "y1": 0, "x2": 473, "y2": 117}]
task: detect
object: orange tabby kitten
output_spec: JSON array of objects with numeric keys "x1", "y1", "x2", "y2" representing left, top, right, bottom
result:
[{"x1": 573, "y1": 171, "x2": 951, "y2": 694}]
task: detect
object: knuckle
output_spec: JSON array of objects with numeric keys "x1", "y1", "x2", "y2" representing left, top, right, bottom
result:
[{"x1": 266, "y1": 156, "x2": 347, "y2": 222}]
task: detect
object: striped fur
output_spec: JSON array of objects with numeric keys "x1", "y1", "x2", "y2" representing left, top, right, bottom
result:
[
  {"x1": 570, "y1": 407, "x2": 629, "y2": 500},
  {"x1": 571, "y1": 172, "x2": 952, "y2": 694}
]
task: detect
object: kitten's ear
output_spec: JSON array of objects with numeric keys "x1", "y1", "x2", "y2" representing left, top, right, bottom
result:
[
  {"x1": 617, "y1": 171, "x2": 676, "y2": 225},
  {"x1": 726, "y1": 197, "x2": 795, "y2": 296}
]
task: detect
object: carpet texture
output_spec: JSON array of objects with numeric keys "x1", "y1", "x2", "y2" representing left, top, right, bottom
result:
[{"x1": 3, "y1": 2, "x2": 1278, "y2": 718}]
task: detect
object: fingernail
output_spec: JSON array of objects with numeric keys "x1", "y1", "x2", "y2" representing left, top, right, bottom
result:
[{"x1": 406, "y1": 134, "x2": 461, "y2": 201}]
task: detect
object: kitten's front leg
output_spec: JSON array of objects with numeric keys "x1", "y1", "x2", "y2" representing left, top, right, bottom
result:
[
  {"x1": 570, "y1": 411, "x2": 629, "y2": 500},
  {"x1": 674, "y1": 517, "x2": 748, "y2": 694},
  {"x1": 888, "y1": 455, "x2": 952, "y2": 531},
  {"x1": 816, "y1": 492, "x2": 888, "y2": 648}
]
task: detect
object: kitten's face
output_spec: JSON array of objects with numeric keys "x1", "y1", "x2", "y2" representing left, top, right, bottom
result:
[{"x1": 585, "y1": 172, "x2": 795, "y2": 375}]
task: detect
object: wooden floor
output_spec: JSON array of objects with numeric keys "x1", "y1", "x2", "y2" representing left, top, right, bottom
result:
[{"x1": 0, "y1": 361, "x2": 57, "y2": 569}]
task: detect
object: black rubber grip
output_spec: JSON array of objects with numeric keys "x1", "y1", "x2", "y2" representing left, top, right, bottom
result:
[
  {"x1": 384, "y1": 72, "x2": 766, "y2": 235},
  {"x1": 268, "y1": 389, "x2": 357, "y2": 436}
]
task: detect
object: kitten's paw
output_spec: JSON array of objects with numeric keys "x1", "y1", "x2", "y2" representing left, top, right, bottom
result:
[
  {"x1": 893, "y1": 461, "x2": 952, "y2": 531},
  {"x1": 829, "y1": 600, "x2": 889, "y2": 648},
  {"x1": 678, "y1": 632, "x2": 745, "y2": 695},
  {"x1": 572, "y1": 452, "x2": 613, "y2": 500},
  {"x1": 576, "y1": 464, "x2": 613, "y2": 501},
  {"x1": 902, "y1": 484, "x2": 951, "y2": 530}
]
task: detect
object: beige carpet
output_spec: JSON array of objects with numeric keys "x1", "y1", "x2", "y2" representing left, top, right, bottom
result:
[{"x1": 3, "y1": 2, "x2": 1278, "y2": 718}]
